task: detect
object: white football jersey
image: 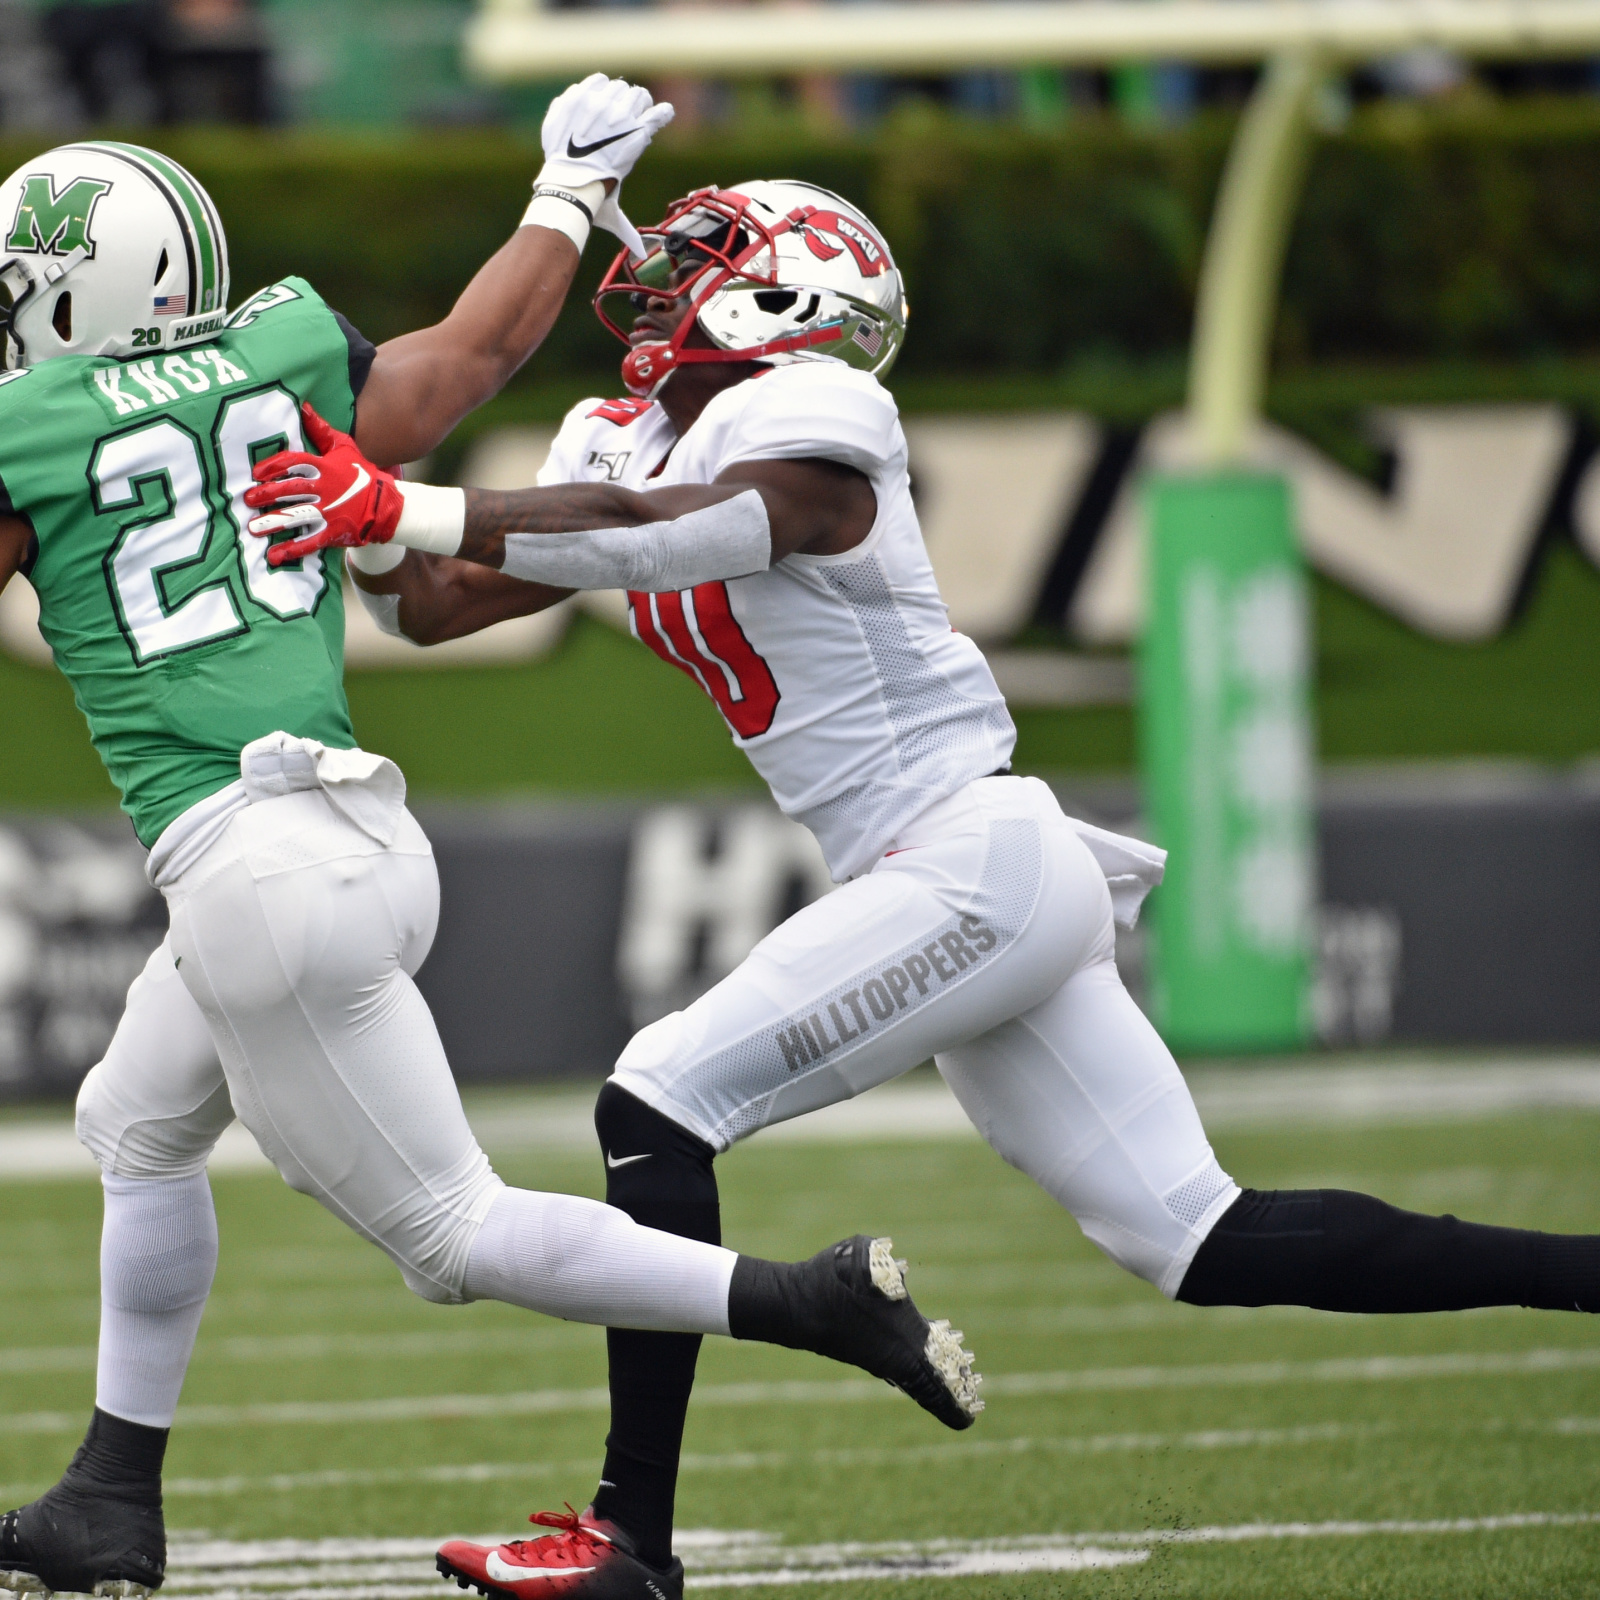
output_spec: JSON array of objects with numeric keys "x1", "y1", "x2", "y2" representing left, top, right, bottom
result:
[{"x1": 540, "y1": 362, "x2": 1016, "y2": 881}]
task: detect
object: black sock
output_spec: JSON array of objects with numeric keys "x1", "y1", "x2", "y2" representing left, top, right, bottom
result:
[
  {"x1": 589, "y1": 1086, "x2": 719, "y2": 1571},
  {"x1": 56, "y1": 1409, "x2": 167, "y2": 1506},
  {"x1": 1178, "y1": 1188, "x2": 1600, "y2": 1313}
]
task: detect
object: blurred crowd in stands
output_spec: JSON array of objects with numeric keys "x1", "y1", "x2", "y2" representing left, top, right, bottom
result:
[
  {"x1": 0, "y1": 0, "x2": 270, "y2": 127},
  {"x1": 1, "y1": 0, "x2": 1599, "y2": 133}
]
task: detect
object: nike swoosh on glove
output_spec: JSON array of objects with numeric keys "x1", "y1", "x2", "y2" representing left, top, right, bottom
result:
[
  {"x1": 537, "y1": 74, "x2": 673, "y2": 257},
  {"x1": 539, "y1": 74, "x2": 674, "y2": 189},
  {"x1": 243, "y1": 403, "x2": 403, "y2": 566}
]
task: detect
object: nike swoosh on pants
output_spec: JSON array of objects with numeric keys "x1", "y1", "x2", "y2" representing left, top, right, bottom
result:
[{"x1": 606, "y1": 1151, "x2": 652, "y2": 1169}]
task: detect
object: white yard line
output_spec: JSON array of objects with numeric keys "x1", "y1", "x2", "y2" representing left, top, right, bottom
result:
[
  {"x1": 138, "y1": 1513, "x2": 1600, "y2": 1594},
  {"x1": 18, "y1": 1413, "x2": 1600, "y2": 1509},
  {"x1": 7, "y1": 1059, "x2": 1600, "y2": 1180},
  {"x1": 15, "y1": 1413, "x2": 1600, "y2": 1506},
  {"x1": 0, "y1": 1420, "x2": 1398, "y2": 1504},
  {"x1": 0, "y1": 1299, "x2": 1550, "y2": 1376},
  {"x1": 4, "y1": 1347, "x2": 1597, "y2": 1440},
  {"x1": 0, "y1": 1326, "x2": 595, "y2": 1376}
]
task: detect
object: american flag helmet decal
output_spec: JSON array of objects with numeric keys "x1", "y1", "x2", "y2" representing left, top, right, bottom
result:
[{"x1": 852, "y1": 321, "x2": 883, "y2": 358}]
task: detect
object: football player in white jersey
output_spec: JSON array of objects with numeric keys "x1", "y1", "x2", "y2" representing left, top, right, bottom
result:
[{"x1": 251, "y1": 180, "x2": 1600, "y2": 1600}]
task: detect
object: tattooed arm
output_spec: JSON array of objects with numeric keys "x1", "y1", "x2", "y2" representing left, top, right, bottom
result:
[
  {"x1": 450, "y1": 458, "x2": 874, "y2": 569},
  {"x1": 250, "y1": 407, "x2": 874, "y2": 642},
  {"x1": 348, "y1": 460, "x2": 873, "y2": 646}
]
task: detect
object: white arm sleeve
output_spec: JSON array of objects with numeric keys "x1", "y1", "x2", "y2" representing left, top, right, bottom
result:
[
  {"x1": 353, "y1": 580, "x2": 405, "y2": 637},
  {"x1": 498, "y1": 489, "x2": 771, "y2": 592}
]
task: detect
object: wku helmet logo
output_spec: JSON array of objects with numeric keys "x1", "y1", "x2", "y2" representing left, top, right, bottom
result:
[{"x1": 785, "y1": 206, "x2": 889, "y2": 277}]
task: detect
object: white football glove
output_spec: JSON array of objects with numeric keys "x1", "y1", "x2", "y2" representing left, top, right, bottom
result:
[
  {"x1": 535, "y1": 74, "x2": 673, "y2": 259},
  {"x1": 540, "y1": 73, "x2": 673, "y2": 187}
]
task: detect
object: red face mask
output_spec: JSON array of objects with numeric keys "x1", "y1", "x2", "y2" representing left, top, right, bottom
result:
[{"x1": 594, "y1": 186, "x2": 848, "y2": 396}]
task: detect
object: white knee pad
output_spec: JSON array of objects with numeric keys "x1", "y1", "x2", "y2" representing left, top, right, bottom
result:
[
  {"x1": 76, "y1": 938, "x2": 233, "y2": 1180},
  {"x1": 78, "y1": 1063, "x2": 235, "y2": 1180},
  {"x1": 360, "y1": 1168, "x2": 505, "y2": 1307}
]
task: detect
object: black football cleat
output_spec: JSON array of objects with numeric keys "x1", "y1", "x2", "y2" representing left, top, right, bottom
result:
[
  {"x1": 0, "y1": 1485, "x2": 165, "y2": 1599},
  {"x1": 739, "y1": 1234, "x2": 984, "y2": 1430},
  {"x1": 438, "y1": 1506, "x2": 682, "y2": 1599}
]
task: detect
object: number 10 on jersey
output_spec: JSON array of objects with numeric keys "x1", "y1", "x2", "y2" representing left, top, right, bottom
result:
[{"x1": 629, "y1": 583, "x2": 780, "y2": 739}]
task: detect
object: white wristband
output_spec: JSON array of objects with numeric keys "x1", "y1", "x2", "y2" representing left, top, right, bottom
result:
[
  {"x1": 521, "y1": 176, "x2": 606, "y2": 253},
  {"x1": 348, "y1": 542, "x2": 407, "y2": 575},
  {"x1": 392, "y1": 481, "x2": 466, "y2": 557}
]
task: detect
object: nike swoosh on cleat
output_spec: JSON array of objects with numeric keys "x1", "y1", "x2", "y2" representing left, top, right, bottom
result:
[
  {"x1": 485, "y1": 1553, "x2": 596, "y2": 1583},
  {"x1": 605, "y1": 1150, "x2": 652, "y2": 1168},
  {"x1": 325, "y1": 465, "x2": 371, "y2": 512},
  {"x1": 567, "y1": 130, "x2": 634, "y2": 159}
]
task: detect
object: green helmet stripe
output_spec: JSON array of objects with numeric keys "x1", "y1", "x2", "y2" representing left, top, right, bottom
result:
[
  {"x1": 72, "y1": 142, "x2": 226, "y2": 314},
  {"x1": 135, "y1": 148, "x2": 226, "y2": 311},
  {"x1": 60, "y1": 143, "x2": 198, "y2": 313}
]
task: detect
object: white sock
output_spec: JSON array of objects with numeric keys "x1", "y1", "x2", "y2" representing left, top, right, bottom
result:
[
  {"x1": 463, "y1": 1187, "x2": 735, "y2": 1334},
  {"x1": 97, "y1": 1172, "x2": 218, "y2": 1428}
]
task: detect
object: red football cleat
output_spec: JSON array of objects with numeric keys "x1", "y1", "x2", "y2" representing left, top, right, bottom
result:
[{"x1": 437, "y1": 1506, "x2": 681, "y2": 1600}]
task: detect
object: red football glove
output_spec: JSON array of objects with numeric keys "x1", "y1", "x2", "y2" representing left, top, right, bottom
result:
[{"x1": 245, "y1": 403, "x2": 404, "y2": 567}]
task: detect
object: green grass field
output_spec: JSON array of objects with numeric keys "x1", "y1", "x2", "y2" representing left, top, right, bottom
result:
[{"x1": 4, "y1": 1095, "x2": 1599, "y2": 1597}]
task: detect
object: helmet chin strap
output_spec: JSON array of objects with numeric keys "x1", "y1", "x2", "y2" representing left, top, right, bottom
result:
[
  {"x1": 622, "y1": 317, "x2": 848, "y2": 399},
  {"x1": 40, "y1": 245, "x2": 90, "y2": 288}
]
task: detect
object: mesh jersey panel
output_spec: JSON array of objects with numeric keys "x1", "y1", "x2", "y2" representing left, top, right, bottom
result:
[
  {"x1": 0, "y1": 277, "x2": 361, "y2": 845},
  {"x1": 1163, "y1": 1158, "x2": 1237, "y2": 1229}
]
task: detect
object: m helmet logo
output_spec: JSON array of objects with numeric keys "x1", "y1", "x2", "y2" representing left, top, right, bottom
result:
[{"x1": 6, "y1": 175, "x2": 113, "y2": 258}]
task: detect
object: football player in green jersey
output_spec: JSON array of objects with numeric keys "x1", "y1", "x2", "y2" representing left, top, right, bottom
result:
[{"x1": 0, "y1": 92, "x2": 984, "y2": 1600}]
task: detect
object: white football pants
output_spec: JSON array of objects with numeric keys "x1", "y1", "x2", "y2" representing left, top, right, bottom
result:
[
  {"x1": 78, "y1": 782, "x2": 735, "y2": 1374},
  {"x1": 613, "y1": 776, "x2": 1238, "y2": 1297}
]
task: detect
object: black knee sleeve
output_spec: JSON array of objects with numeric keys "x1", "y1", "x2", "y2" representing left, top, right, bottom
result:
[
  {"x1": 594, "y1": 1082, "x2": 720, "y2": 1246},
  {"x1": 1177, "y1": 1188, "x2": 1599, "y2": 1314}
]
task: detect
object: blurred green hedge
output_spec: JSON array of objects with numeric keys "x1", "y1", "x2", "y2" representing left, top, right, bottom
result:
[{"x1": 7, "y1": 98, "x2": 1600, "y2": 378}]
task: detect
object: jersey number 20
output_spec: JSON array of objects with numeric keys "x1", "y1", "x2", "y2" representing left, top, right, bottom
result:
[
  {"x1": 629, "y1": 582, "x2": 780, "y2": 739},
  {"x1": 91, "y1": 387, "x2": 327, "y2": 665}
]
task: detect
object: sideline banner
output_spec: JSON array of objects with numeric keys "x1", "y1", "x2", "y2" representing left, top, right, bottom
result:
[{"x1": 1, "y1": 775, "x2": 1598, "y2": 1100}]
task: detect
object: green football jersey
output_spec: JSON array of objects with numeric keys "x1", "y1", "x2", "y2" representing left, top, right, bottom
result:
[{"x1": 0, "y1": 277, "x2": 365, "y2": 846}]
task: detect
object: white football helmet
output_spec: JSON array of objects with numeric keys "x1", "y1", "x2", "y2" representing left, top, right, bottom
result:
[
  {"x1": 0, "y1": 141, "x2": 229, "y2": 370},
  {"x1": 595, "y1": 180, "x2": 907, "y2": 397}
]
